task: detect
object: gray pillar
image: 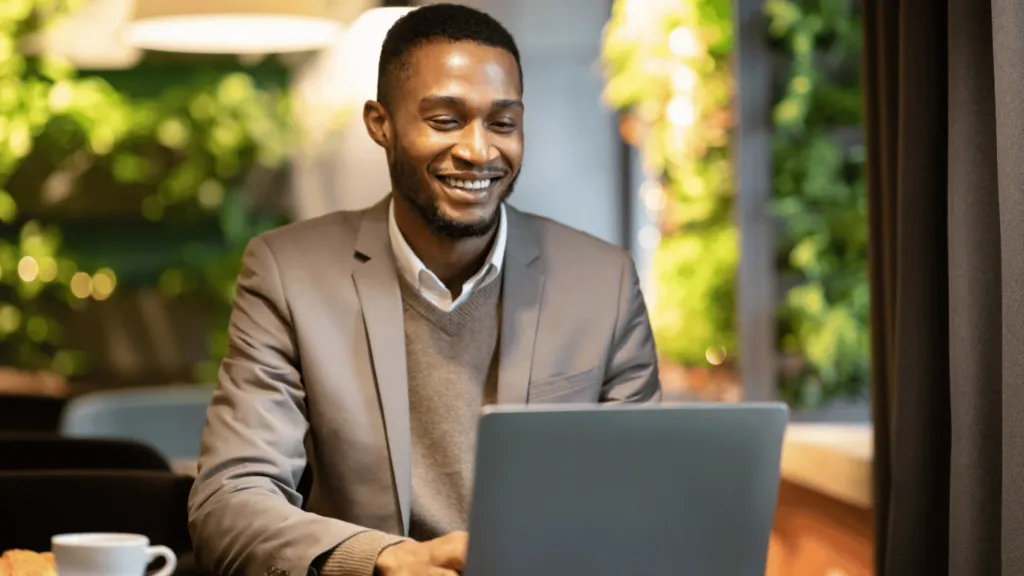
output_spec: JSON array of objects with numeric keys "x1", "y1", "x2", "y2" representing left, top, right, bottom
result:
[
  {"x1": 734, "y1": 0, "x2": 777, "y2": 401},
  {"x1": 289, "y1": 0, "x2": 396, "y2": 219}
]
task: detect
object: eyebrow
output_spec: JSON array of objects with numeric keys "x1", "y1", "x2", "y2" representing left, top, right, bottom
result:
[{"x1": 419, "y1": 95, "x2": 524, "y2": 110}]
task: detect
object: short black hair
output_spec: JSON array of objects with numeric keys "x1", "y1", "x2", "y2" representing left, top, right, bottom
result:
[{"x1": 376, "y1": 3, "x2": 522, "y2": 108}]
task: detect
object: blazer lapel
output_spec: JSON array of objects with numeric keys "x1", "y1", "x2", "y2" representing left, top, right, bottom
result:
[
  {"x1": 498, "y1": 207, "x2": 544, "y2": 405},
  {"x1": 351, "y1": 198, "x2": 411, "y2": 535}
]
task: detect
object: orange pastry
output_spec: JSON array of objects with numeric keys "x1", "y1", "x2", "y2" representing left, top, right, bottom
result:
[{"x1": 0, "y1": 550, "x2": 57, "y2": 576}]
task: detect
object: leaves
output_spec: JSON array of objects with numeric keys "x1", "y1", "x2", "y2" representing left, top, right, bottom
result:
[
  {"x1": 1, "y1": 0, "x2": 292, "y2": 376},
  {"x1": 604, "y1": 0, "x2": 868, "y2": 406},
  {"x1": 651, "y1": 226, "x2": 738, "y2": 363},
  {"x1": 770, "y1": 0, "x2": 868, "y2": 407},
  {"x1": 603, "y1": 0, "x2": 736, "y2": 367}
]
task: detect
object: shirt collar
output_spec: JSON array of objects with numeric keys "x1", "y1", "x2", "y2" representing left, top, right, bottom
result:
[{"x1": 387, "y1": 199, "x2": 507, "y2": 294}]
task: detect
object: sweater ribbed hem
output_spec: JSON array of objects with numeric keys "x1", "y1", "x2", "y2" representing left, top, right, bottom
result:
[{"x1": 320, "y1": 531, "x2": 408, "y2": 576}]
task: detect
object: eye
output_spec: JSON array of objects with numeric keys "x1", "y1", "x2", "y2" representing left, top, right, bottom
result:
[
  {"x1": 428, "y1": 117, "x2": 460, "y2": 130},
  {"x1": 490, "y1": 120, "x2": 517, "y2": 133}
]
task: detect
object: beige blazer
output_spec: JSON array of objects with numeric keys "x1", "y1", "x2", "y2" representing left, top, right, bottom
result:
[{"x1": 187, "y1": 198, "x2": 661, "y2": 576}]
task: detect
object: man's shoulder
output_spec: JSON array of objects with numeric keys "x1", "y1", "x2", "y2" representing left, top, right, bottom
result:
[
  {"x1": 510, "y1": 208, "x2": 635, "y2": 318},
  {"x1": 254, "y1": 207, "x2": 366, "y2": 261},
  {"x1": 511, "y1": 208, "x2": 630, "y2": 268}
]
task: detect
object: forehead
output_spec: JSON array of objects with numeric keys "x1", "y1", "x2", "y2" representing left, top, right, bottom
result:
[{"x1": 398, "y1": 40, "x2": 522, "y2": 101}]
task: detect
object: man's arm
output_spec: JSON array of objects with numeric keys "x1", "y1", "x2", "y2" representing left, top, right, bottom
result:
[
  {"x1": 601, "y1": 252, "x2": 662, "y2": 403},
  {"x1": 187, "y1": 236, "x2": 402, "y2": 576}
]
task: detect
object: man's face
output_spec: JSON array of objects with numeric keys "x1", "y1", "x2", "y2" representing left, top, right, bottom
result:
[{"x1": 381, "y1": 41, "x2": 524, "y2": 239}]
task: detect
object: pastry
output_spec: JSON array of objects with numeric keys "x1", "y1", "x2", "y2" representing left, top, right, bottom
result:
[{"x1": 0, "y1": 550, "x2": 57, "y2": 576}]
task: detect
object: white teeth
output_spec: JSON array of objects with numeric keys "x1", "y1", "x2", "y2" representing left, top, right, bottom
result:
[{"x1": 443, "y1": 177, "x2": 493, "y2": 191}]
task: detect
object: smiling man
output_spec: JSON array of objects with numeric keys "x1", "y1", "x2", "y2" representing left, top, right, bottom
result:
[{"x1": 187, "y1": 4, "x2": 660, "y2": 576}]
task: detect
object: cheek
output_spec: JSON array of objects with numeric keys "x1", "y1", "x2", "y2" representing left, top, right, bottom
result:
[
  {"x1": 502, "y1": 138, "x2": 525, "y2": 169},
  {"x1": 401, "y1": 131, "x2": 453, "y2": 171}
]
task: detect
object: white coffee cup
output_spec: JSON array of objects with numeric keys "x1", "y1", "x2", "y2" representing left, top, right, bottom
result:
[{"x1": 51, "y1": 533, "x2": 177, "y2": 576}]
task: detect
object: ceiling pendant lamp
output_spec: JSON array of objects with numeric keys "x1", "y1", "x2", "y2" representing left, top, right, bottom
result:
[{"x1": 123, "y1": 0, "x2": 342, "y2": 54}]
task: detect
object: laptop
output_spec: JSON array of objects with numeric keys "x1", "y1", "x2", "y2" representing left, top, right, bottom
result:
[{"x1": 463, "y1": 403, "x2": 789, "y2": 576}]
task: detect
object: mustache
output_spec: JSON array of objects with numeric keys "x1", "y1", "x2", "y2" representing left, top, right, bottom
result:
[
  {"x1": 432, "y1": 171, "x2": 510, "y2": 179},
  {"x1": 431, "y1": 165, "x2": 511, "y2": 178}
]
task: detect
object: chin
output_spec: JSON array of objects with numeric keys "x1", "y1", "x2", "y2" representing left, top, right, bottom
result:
[
  {"x1": 441, "y1": 203, "x2": 496, "y2": 223},
  {"x1": 429, "y1": 203, "x2": 501, "y2": 239},
  {"x1": 400, "y1": 175, "x2": 508, "y2": 238}
]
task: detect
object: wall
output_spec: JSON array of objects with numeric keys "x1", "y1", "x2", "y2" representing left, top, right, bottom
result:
[
  {"x1": 629, "y1": 146, "x2": 658, "y2": 300},
  {"x1": 292, "y1": 1, "x2": 625, "y2": 246},
  {"x1": 290, "y1": 0, "x2": 391, "y2": 216}
]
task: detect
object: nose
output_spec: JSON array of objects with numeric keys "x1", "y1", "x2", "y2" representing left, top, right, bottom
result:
[{"x1": 450, "y1": 121, "x2": 499, "y2": 166}]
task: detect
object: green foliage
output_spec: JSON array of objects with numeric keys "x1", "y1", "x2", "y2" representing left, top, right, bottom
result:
[
  {"x1": 767, "y1": 0, "x2": 869, "y2": 406},
  {"x1": 652, "y1": 223, "x2": 737, "y2": 362},
  {"x1": 0, "y1": 0, "x2": 93, "y2": 374},
  {"x1": 602, "y1": 0, "x2": 737, "y2": 366},
  {"x1": 603, "y1": 0, "x2": 869, "y2": 406},
  {"x1": 0, "y1": 0, "x2": 291, "y2": 379}
]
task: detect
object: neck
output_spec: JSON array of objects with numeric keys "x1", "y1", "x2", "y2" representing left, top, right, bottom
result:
[{"x1": 393, "y1": 196, "x2": 498, "y2": 291}]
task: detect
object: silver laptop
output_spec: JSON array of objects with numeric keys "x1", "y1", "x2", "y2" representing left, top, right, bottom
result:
[{"x1": 464, "y1": 403, "x2": 789, "y2": 576}]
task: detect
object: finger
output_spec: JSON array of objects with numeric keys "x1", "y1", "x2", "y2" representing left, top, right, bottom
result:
[
  {"x1": 427, "y1": 569, "x2": 460, "y2": 576},
  {"x1": 430, "y1": 532, "x2": 469, "y2": 570}
]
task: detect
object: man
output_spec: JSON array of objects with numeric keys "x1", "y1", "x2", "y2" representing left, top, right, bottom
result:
[{"x1": 188, "y1": 4, "x2": 660, "y2": 576}]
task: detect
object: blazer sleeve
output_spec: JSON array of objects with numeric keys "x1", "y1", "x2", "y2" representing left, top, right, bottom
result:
[
  {"x1": 188, "y1": 236, "x2": 374, "y2": 576},
  {"x1": 600, "y1": 252, "x2": 662, "y2": 403}
]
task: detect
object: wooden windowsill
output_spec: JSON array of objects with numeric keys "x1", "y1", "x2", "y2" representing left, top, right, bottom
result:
[{"x1": 780, "y1": 423, "x2": 874, "y2": 509}]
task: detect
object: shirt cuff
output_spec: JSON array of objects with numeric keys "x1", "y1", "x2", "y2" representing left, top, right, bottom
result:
[{"x1": 319, "y1": 531, "x2": 408, "y2": 576}]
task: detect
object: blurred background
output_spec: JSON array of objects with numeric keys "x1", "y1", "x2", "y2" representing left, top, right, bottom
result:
[{"x1": 0, "y1": 0, "x2": 872, "y2": 574}]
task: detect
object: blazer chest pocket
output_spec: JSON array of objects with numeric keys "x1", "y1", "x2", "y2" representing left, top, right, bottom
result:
[{"x1": 528, "y1": 367, "x2": 602, "y2": 403}]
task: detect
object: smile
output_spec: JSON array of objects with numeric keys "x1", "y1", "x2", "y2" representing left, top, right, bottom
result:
[
  {"x1": 434, "y1": 174, "x2": 502, "y2": 205},
  {"x1": 439, "y1": 176, "x2": 495, "y2": 191}
]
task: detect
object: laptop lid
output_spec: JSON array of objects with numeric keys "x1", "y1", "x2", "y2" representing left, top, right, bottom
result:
[{"x1": 464, "y1": 403, "x2": 789, "y2": 576}]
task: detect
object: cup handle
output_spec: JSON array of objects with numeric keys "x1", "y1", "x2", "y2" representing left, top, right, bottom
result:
[{"x1": 146, "y1": 545, "x2": 177, "y2": 576}]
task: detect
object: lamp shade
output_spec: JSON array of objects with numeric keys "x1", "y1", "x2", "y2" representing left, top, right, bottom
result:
[
  {"x1": 124, "y1": 0, "x2": 342, "y2": 54},
  {"x1": 22, "y1": 0, "x2": 143, "y2": 69},
  {"x1": 344, "y1": 7, "x2": 414, "y2": 101},
  {"x1": 292, "y1": 7, "x2": 412, "y2": 140}
]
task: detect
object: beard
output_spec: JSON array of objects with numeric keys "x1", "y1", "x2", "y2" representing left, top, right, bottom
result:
[{"x1": 389, "y1": 139, "x2": 517, "y2": 240}]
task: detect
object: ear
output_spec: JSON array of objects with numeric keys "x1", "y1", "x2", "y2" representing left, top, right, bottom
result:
[{"x1": 363, "y1": 100, "x2": 392, "y2": 149}]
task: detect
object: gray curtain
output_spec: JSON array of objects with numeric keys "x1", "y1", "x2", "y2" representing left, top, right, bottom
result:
[{"x1": 864, "y1": 0, "x2": 1024, "y2": 574}]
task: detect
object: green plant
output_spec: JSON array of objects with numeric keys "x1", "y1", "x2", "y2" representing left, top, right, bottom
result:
[
  {"x1": 767, "y1": 0, "x2": 869, "y2": 406},
  {"x1": 0, "y1": 1, "x2": 292, "y2": 380},
  {"x1": 93, "y1": 71, "x2": 291, "y2": 382},
  {"x1": 602, "y1": 0, "x2": 737, "y2": 367},
  {"x1": 602, "y1": 0, "x2": 868, "y2": 407},
  {"x1": 0, "y1": 0, "x2": 93, "y2": 374}
]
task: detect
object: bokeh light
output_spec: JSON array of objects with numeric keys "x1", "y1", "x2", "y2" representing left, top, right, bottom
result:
[
  {"x1": 91, "y1": 267, "x2": 117, "y2": 300},
  {"x1": 17, "y1": 256, "x2": 39, "y2": 282},
  {"x1": 667, "y1": 96, "x2": 697, "y2": 128},
  {"x1": 668, "y1": 26, "x2": 701, "y2": 58},
  {"x1": 70, "y1": 272, "x2": 93, "y2": 299},
  {"x1": 0, "y1": 305, "x2": 21, "y2": 335},
  {"x1": 638, "y1": 225, "x2": 662, "y2": 250},
  {"x1": 705, "y1": 346, "x2": 727, "y2": 366},
  {"x1": 38, "y1": 257, "x2": 58, "y2": 282}
]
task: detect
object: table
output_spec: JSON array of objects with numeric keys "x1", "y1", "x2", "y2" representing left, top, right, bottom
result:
[{"x1": 766, "y1": 424, "x2": 874, "y2": 576}]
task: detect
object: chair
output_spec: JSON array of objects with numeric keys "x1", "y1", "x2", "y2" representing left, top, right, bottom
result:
[
  {"x1": 60, "y1": 385, "x2": 214, "y2": 461},
  {"x1": 0, "y1": 435, "x2": 170, "y2": 472},
  {"x1": 0, "y1": 470, "x2": 194, "y2": 554},
  {"x1": 0, "y1": 395, "x2": 66, "y2": 433}
]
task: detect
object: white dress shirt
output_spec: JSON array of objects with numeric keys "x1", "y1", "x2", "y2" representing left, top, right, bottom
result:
[{"x1": 388, "y1": 199, "x2": 508, "y2": 312}]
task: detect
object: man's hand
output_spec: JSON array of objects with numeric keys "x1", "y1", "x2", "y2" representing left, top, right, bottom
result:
[{"x1": 375, "y1": 531, "x2": 468, "y2": 576}]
